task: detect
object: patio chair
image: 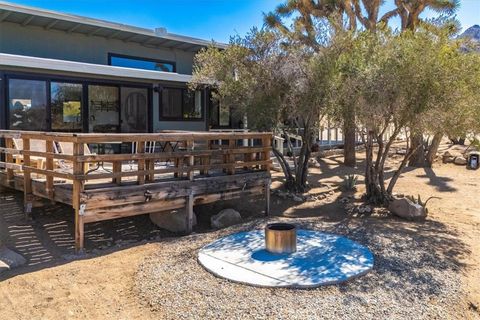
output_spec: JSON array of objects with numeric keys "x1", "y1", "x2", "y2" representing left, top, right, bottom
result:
[
  {"x1": 56, "y1": 141, "x2": 93, "y2": 172},
  {"x1": 12, "y1": 138, "x2": 47, "y2": 169}
]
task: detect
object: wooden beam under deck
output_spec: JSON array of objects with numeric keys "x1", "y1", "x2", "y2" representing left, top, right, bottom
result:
[{"x1": 0, "y1": 130, "x2": 273, "y2": 253}]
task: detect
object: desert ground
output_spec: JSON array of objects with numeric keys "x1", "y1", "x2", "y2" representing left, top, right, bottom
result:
[{"x1": 0, "y1": 142, "x2": 479, "y2": 319}]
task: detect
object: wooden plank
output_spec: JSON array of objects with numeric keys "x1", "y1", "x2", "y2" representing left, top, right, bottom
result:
[
  {"x1": 45, "y1": 140, "x2": 55, "y2": 200},
  {"x1": 5, "y1": 138, "x2": 14, "y2": 182},
  {"x1": 72, "y1": 142, "x2": 85, "y2": 253},
  {"x1": 265, "y1": 178, "x2": 271, "y2": 216},
  {"x1": 112, "y1": 161, "x2": 121, "y2": 184},
  {"x1": 187, "y1": 140, "x2": 194, "y2": 181},
  {"x1": 228, "y1": 139, "x2": 235, "y2": 174},
  {"x1": 186, "y1": 192, "x2": 194, "y2": 233},
  {"x1": 81, "y1": 172, "x2": 270, "y2": 209},
  {"x1": 83, "y1": 198, "x2": 186, "y2": 223},
  {"x1": 22, "y1": 138, "x2": 32, "y2": 219},
  {"x1": 137, "y1": 141, "x2": 145, "y2": 185}
]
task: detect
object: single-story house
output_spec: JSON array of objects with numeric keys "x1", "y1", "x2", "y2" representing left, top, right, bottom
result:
[{"x1": 0, "y1": 1, "x2": 239, "y2": 137}]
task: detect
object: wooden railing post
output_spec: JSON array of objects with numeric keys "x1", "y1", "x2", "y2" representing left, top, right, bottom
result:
[
  {"x1": 262, "y1": 136, "x2": 271, "y2": 171},
  {"x1": 45, "y1": 140, "x2": 54, "y2": 200},
  {"x1": 22, "y1": 137, "x2": 33, "y2": 219},
  {"x1": 228, "y1": 139, "x2": 235, "y2": 175},
  {"x1": 185, "y1": 190, "x2": 194, "y2": 234},
  {"x1": 265, "y1": 177, "x2": 271, "y2": 216},
  {"x1": 72, "y1": 141, "x2": 85, "y2": 253},
  {"x1": 137, "y1": 140, "x2": 145, "y2": 185},
  {"x1": 5, "y1": 137, "x2": 14, "y2": 183},
  {"x1": 187, "y1": 140, "x2": 194, "y2": 181}
]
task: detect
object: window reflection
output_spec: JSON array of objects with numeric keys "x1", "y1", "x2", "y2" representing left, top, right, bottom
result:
[
  {"x1": 8, "y1": 79, "x2": 47, "y2": 131},
  {"x1": 51, "y1": 82, "x2": 83, "y2": 132}
]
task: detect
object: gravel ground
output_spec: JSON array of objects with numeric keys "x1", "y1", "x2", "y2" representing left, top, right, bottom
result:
[{"x1": 135, "y1": 216, "x2": 470, "y2": 320}]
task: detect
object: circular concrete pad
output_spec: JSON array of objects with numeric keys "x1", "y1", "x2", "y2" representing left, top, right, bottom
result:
[{"x1": 198, "y1": 230, "x2": 374, "y2": 288}]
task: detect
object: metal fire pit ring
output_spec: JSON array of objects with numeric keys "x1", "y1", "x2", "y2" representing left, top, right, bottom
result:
[{"x1": 265, "y1": 223, "x2": 297, "y2": 254}]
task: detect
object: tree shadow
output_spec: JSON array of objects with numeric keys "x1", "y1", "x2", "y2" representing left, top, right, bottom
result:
[{"x1": 415, "y1": 167, "x2": 457, "y2": 192}]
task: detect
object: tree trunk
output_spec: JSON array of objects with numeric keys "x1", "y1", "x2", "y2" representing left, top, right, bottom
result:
[
  {"x1": 425, "y1": 133, "x2": 443, "y2": 167},
  {"x1": 408, "y1": 133, "x2": 426, "y2": 167},
  {"x1": 343, "y1": 113, "x2": 356, "y2": 167},
  {"x1": 364, "y1": 131, "x2": 389, "y2": 205}
]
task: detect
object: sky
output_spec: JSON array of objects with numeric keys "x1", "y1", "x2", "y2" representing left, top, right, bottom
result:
[{"x1": 4, "y1": 0, "x2": 480, "y2": 43}]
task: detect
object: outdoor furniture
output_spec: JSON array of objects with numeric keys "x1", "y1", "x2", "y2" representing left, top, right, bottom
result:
[{"x1": 12, "y1": 138, "x2": 47, "y2": 169}]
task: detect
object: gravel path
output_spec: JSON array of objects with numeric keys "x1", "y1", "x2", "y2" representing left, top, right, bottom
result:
[{"x1": 135, "y1": 216, "x2": 469, "y2": 320}]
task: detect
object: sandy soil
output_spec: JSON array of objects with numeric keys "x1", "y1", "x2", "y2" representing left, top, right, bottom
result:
[{"x1": 0, "y1": 142, "x2": 479, "y2": 319}]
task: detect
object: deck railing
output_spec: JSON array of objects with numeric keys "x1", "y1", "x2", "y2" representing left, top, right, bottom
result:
[{"x1": 0, "y1": 130, "x2": 272, "y2": 252}]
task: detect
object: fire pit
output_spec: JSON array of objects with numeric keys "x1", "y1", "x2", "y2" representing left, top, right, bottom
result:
[
  {"x1": 198, "y1": 228, "x2": 374, "y2": 288},
  {"x1": 265, "y1": 223, "x2": 297, "y2": 254}
]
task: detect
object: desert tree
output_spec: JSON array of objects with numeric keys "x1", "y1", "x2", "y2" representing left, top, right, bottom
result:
[
  {"x1": 264, "y1": 0, "x2": 402, "y2": 167},
  {"x1": 190, "y1": 29, "x2": 336, "y2": 192},
  {"x1": 327, "y1": 27, "x2": 478, "y2": 204}
]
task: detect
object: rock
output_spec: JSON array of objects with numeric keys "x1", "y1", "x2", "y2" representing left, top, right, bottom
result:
[
  {"x1": 308, "y1": 158, "x2": 321, "y2": 168},
  {"x1": 388, "y1": 198, "x2": 426, "y2": 220},
  {"x1": 358, "y1": 205, "x2": 372, "y2": 214},
  {"x1": 292, "y1": 195, "x2": 304, "y2": 202},
  {"x1": 0, "y1": 246, "x2": 26, "y2": 274},
  {"x1": 276, "y1": 191, "x2": 288, "y2": 199},
  {"x1": 150, "y1": 209, "x2": 197, "y2": 233},
  {"x1": 454, "y1": 156, "x2": 467, "y2": 165},
  {"x1": 211, "y1": 209, "x2": 242, "y2": 229},
  {"x1": 443, "y1": 156, "x2": 455, "y2": 163},
  {"x1": 396, "y1": 149, "x2": 407, "y2": 155},
  {"x1": 339, "y1": 197, "x2": 349, "y2": 204}
]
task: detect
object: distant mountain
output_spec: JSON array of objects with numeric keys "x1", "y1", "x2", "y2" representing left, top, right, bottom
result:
[
  {"x1": 459, "y1": 25, "x2": 480, "y2": 41},
  {"x1": 458, "y1": 25, "x2": 480, "y2": 52}
]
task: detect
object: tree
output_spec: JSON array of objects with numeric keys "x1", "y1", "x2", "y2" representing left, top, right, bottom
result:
[
  {"x1": 190, "y1": 29, "x2": 336, "y2": 192},
  {"x1": 329, "y1": 27, "x2": 479, "y2": 204},
  {"x1": 265, "y1": 0, "x2": 401, "y2": 167}
]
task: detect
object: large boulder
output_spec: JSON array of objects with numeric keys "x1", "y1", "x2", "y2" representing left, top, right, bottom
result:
[
  {"x1": 388, "y1": 198, "x2": 426, "y2": 221},
  {"x1": 211, "y1": 209, "x2": 242, "y2": 229},
  {"x1": 0, "y1": 246, "x2": 26, "y2": 274},
  {"x1": 149, "y1": 209, "x2": 197, "y2": 233},
  {"x1": 454, "y1": 156, "x2": 467, "y2": 166}
]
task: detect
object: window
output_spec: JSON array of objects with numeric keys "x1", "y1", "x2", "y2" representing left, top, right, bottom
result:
[
  {"x1": 8, "y1": 79, "x2": 48, "y2": 131},
  {"x1": 109, "y1": 54, "x2": 175, "y2": 72},
  {"x1": 88, "y1": 85, "x2": 120, "y2": 133},
  {"x1": 160, "y1": 88, "x2": 203, "y2": 120},
  {"x1": 51, "y1": 82, "x2": 83, "y2": 132}
]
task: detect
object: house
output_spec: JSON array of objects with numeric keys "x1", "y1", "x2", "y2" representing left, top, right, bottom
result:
[{"x1": 0, "y1": 1, "x2": 236, "y2": 136}]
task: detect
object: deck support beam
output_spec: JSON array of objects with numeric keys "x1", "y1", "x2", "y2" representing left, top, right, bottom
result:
[
  {"x1": 265, "y1": 178, "x2": 271, "y2": 216},
  {"x1": 186, "y1": 191, "x2": 194, "y2": 234}
]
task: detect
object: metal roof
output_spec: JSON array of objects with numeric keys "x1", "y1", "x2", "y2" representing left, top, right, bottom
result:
[
  {"x1": 0, "y1": 53, "x2": 193, "y2": 83},
  {"x1": 0, "y1": 1, "x2": 227, "y2": 52}
]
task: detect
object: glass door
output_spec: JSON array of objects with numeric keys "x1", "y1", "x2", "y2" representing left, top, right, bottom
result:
[
  {"x1": 120, "y1": 87, "x2": 148, "y2": 133},
  {"x1": 88, "y1": 85, "x2": 120, "y2": 133},
  {"x1": 51, "y1": 82, "x2": 83, "y2": 132}
]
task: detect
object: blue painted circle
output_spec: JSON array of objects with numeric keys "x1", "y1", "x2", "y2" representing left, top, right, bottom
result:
[{"x1": 198, "y1": 230, "x2": 374, "y2": 288}]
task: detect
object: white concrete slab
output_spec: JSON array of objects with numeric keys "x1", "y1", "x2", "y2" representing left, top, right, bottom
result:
[{"x1": 198, "y1": 230, "x2": 374, "y2": 288}]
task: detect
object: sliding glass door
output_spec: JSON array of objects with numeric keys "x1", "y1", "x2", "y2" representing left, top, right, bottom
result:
[
  {"x1": 51, "y1": 82, "x2": 83, "y2": 132},
  {"x1": 88, "y1": 85, "x2": 120, "y2": 133},
  {"x1": 8, "y1": 78, "x2": 48, "y2": 131}
]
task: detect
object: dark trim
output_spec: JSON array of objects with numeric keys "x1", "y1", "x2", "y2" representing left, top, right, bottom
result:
[
  {"x1": 0, "y1": 72, "x2": 5, "y2": 130},
  {"x1": 108, "y1": 53, "x2": 176, "y2": 73},
  {"x1": 3, "y1": 71, "x2": 153, "y2": 133},
  {"x1": 159, "y1": 86, "x2": 205, "y2": 122}
]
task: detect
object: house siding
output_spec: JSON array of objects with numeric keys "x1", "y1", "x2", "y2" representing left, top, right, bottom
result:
[
  {"x1": 0, "y1": 21, "x2": 208, "y2": 132},
  {"x1": 0, "y1": 21, "x2": 196, "y2": 74}
]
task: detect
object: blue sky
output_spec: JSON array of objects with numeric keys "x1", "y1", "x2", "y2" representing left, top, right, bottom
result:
[{"x1": 6, "y1": 0, "x2": 480, "y2": 43}]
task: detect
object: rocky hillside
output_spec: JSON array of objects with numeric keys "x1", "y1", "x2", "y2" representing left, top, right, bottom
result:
[{"x1": 460, "y1": 25, "x2": 480, "y2": 41}]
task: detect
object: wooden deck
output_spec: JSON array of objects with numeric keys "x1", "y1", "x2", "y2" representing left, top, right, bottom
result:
[{"x1": 0, "y1": 130, "x2": 272, "y2": 252}]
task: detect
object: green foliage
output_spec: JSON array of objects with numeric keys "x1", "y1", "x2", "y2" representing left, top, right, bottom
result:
[
  {"x1": 406, "y1": 194, "x2": 440, "y2": 214},
  {"x1": 343, "y1": 174, "x2": 358, "y2": 191}
]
